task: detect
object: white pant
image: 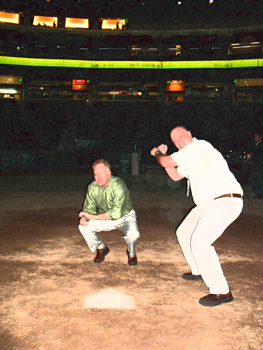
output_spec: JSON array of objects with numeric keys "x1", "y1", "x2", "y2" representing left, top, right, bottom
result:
[
  {"x1": 176, "y1": 197, "x2": 243, "y2": 294},
  {"x1": 78, "y1": 210, "x2": 140, "y2": 257}
]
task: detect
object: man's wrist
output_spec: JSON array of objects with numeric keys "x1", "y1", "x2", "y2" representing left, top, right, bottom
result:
[{"x1": 153, "y1": 150, "x2": 161, "y2": 157}]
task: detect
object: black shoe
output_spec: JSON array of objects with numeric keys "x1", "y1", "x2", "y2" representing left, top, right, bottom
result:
[
  {"x1": 126, "y1": 249, "x2": 137, "y2": 266},
  {"x1": 182, "y1": 272, "x2": 203, "y2": 281},
  {"x1": 199, "y1": 291, "x2": 233, "y2": 307},
  {"x1": 94, "y1": 246, "x2": 110, "y2": 263}
]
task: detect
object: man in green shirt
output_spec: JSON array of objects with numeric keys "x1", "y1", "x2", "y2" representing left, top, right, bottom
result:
[{"x1": 78, "y1": 159, "x2": 140, "y2": 265}]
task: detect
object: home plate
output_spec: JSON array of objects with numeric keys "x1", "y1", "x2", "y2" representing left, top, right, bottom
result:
[{"x1": 83, "y1": 288, "x2": 135, "y2": 310}]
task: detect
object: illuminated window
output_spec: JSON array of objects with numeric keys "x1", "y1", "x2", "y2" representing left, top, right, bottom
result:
[
  {"x1": 0, "y1": 75, "x2": 22, "y2": 100},
  {"x1": 33, "y1": 16, "x2": 58, "y2": 27},
  {"x1": 65, "y1": 18, "x2": 89, "y2": 29},
  {"x1": 165, "y1": 80, "x2": 185, "y2": 92},
  {"x1": 0, "y1": 88, "x2": 19, "y2": 94},
  {"x1": 234, "y1": 79, "x2": 263, "y2": 102},
  {"x1": 0, "y1": 11, "x2": 19, "y2": 24},
  {"x1": 72, "y1": 79, "x2": 90, "y2": 91},
  {"x1": 234, "y1": 79, "x2": 263, "y2": 87},
  {"x1": 101, "y1": 19, "x2": 126, "y2": 30},
  {"x1": 0, "y1": 76, "x2": 23, "y2": 84},
  {"x1": 228, "y1": 42, "x2": 261, "y2": 55}
]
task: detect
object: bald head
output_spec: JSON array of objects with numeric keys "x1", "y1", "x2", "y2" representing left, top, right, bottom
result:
[{"x1": 170, "y1": 127, "x2": 193, "y2": 150}]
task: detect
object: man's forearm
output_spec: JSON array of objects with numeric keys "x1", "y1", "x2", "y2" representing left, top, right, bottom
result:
[
  {"x1": 155, "y1": 152, "x2": 170, "y2": 167},
  {"x1": 96, "y1": 213, "x2": 112, "y2": 220},
  {"x1": 153, "y1": 152, "x2": 178, "y2": 168},
  {"x1": 79, "y1": 211, "x2": 111, "y2": 221}
]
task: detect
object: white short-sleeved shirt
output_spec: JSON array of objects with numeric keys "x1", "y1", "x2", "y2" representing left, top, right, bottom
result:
[{"x1": 170, "y1": 138, "x2": 243, "y2": 206}]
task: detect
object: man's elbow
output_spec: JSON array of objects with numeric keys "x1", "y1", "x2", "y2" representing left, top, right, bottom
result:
[{"x1": 171, "y1": 174, "x2": 184, "y2": 181}]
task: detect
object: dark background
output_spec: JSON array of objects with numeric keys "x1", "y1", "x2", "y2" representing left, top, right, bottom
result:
[{"x1": 0, "y1": 0, "x2": 262, "y2": 172}]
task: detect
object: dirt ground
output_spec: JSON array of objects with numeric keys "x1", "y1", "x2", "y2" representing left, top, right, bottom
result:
[{"x1": 0, "y1": 170, "x2": 263, "y2": 350}]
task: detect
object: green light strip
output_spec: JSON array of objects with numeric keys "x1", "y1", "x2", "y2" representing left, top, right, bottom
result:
[{"x1": 0, "y1": 56, "x2": 263, "y2": 69}]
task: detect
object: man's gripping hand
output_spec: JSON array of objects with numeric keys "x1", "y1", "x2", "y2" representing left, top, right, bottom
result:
[
  {"x1": 78, "y1": 211, "x2": 90, "y2": 226},
  {"x1": 151, "y1": 144, "x2": 168, "y2": 156},
  {"x1": 158, "y1": 144, "x2": 168, "y2": 154}
]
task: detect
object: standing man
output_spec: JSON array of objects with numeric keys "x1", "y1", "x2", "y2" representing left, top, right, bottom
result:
[
  {"x1": 151, "y1": 126, "x2": 243, "y2": 307},
  {"x1": 249, "y1": 130, "x2": 263, "y2": 198},
  {"x1": 78, "y1": 159, "x2": 140, "y2": 266}
]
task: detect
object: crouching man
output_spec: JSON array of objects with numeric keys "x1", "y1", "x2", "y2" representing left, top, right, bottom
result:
[{"x1": 78, "y1": 159, "x2": 140, "y2": 265}]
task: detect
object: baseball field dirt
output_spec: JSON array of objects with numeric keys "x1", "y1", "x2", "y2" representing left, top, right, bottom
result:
[{"x1": 0, "y1": 170, "x2": 262, "y2": 350}]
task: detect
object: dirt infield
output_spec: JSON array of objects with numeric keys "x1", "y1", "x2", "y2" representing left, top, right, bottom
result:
[{"x1": 0, "y1": 171, "x2": 262, "y2": 350}]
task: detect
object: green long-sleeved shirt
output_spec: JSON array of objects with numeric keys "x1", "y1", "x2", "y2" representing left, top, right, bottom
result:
[{"x1": 82, "y1": 176, "x2": 133, "y2": 220}]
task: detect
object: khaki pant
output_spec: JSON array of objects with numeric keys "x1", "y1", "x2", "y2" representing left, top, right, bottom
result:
[
  {"x1": 176, "y1": 197, "x2": 243, "y2": 294},
  {"x1": 78, "y1": 209, "x2": 140, "y2": 257}
]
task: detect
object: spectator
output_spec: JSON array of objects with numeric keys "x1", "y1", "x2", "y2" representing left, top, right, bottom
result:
[{"x1": 249, "y1": 130, "x2": 263, "y2": 198}]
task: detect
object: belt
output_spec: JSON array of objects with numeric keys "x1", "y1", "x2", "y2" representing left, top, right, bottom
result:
[{"x1": 215, "y1": 193, "x2": 242, "y2": 200}]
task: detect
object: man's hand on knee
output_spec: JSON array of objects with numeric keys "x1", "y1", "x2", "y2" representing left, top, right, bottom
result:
[{"x1": 79, "y1": 216, "x2": 89, "y2": 226}]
